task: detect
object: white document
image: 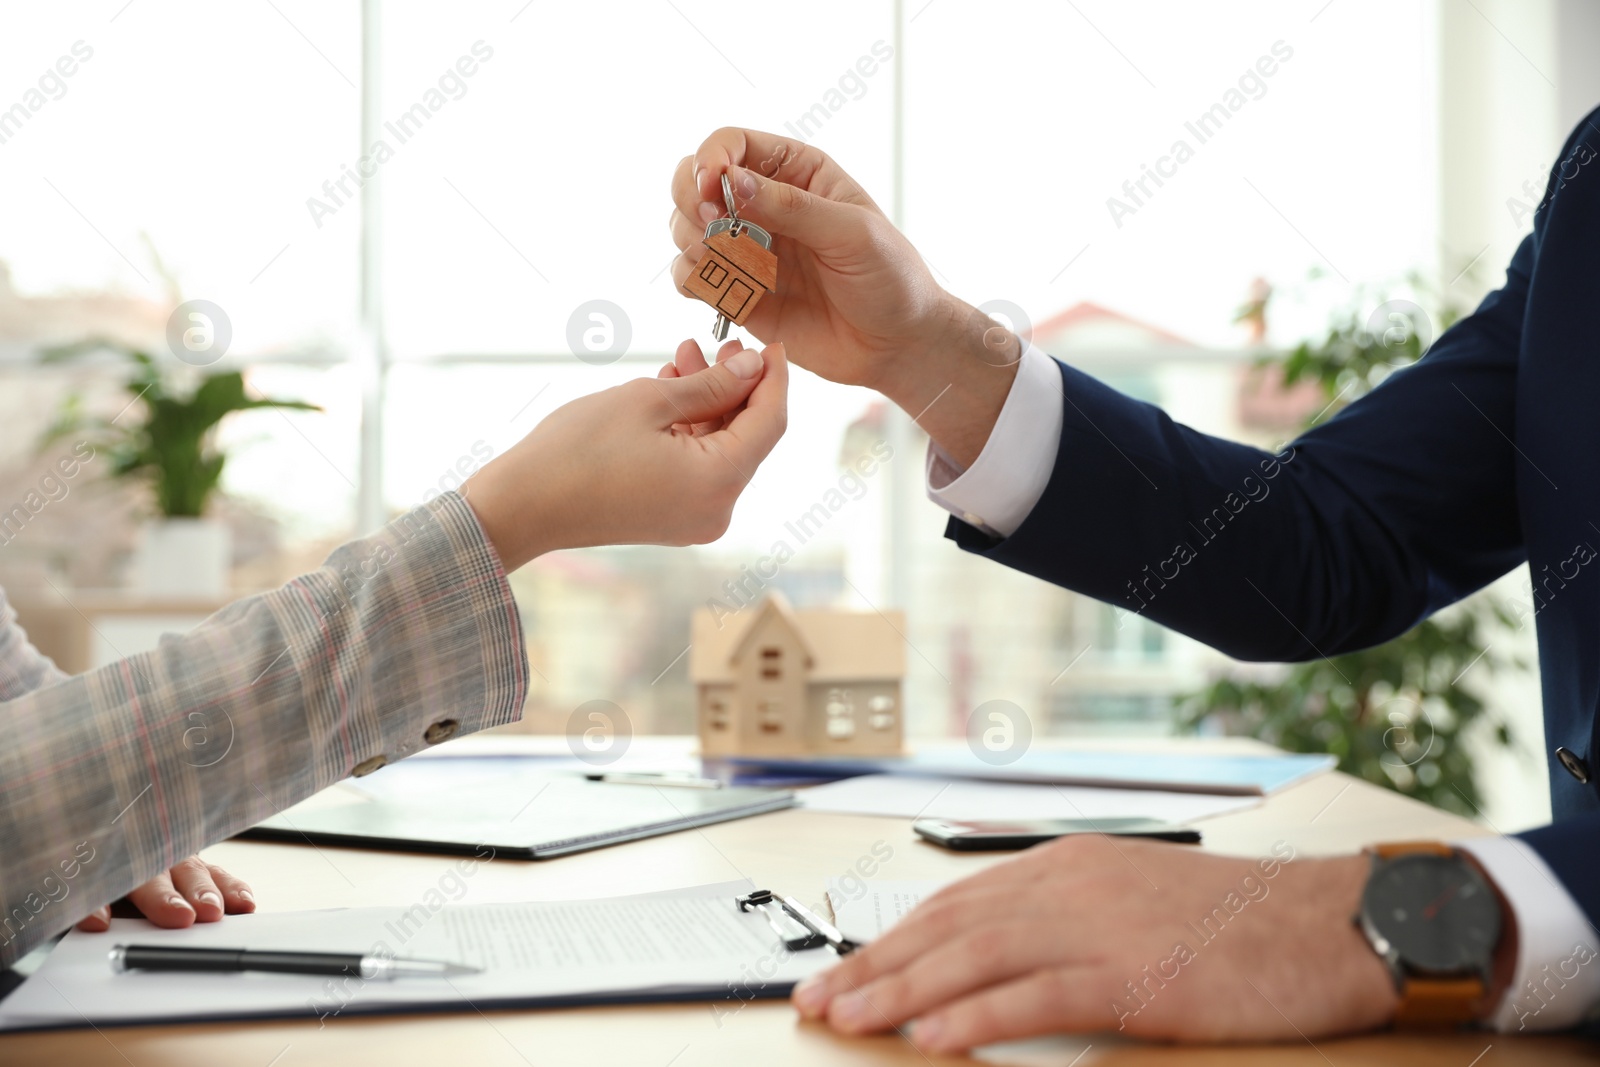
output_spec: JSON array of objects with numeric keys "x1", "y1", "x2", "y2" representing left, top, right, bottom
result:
[
  {"x1": 798, "y1": 774, "x2": 1259, "y2": 823},
  {"x1": 0, "y1": 880, "x2": 830, "y2": 1031},
  {"x1": 826, "y1": 879, "x2": 946, "y2": 946}
]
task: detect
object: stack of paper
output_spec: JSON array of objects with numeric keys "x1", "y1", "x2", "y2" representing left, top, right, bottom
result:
[
  {"x1": 826, "y1": 879, "x2": 944, "y2": 946},
  {"x1": 0, "y1": 881, "x2": 828, "y2": 1031},
  {"x1": 797, "y1": 774, "x2": 1259, "y2": 823}
]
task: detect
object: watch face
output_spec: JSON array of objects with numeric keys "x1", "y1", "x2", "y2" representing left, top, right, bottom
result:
[{"x1": 1363, "y1": 854, "x2": 1502, "y2": 974}]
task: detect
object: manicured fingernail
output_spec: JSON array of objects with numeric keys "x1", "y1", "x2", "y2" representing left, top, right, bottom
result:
[
  {"x1": 698, "y1": 201, "x2": 721, "y2": 225},
  {"x1": 729, "y1": 165, "x2": 757, "y2": 201},
  {"x1": 237, "y1": 889, "x2": 255, "y2": 905},
  {"x1": 694, "y1": 165, "x2": 704, "y2": 190},
  {"x1": 168, "y1": 895, "x2": 193, "y2": 912},
  {"x1": 911, "y1": 1017, "x2": 943, "y2": 1048},
  {"x1": 830, "y1": 991, "x2": 867, "y2": 1026},
  {"x1": 197, "y1": 891, "x2": 222, "y2": 910},
  {"x1": 724, "y1": 348, "x2": 762, "y2": 380},
  {"x1": 792, "y1": 974, "x2": 827, "y2": 1016}
]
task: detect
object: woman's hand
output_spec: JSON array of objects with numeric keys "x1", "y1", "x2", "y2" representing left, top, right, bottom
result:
[
  {"x1": 465, "y1": 342, "x2": 788, "y2": 570},
  {"x1": 791, "y1": 835, "x2": 1399, "y2": 1053},
  {"x1": 77, "y1": 856, "x2": 254, "y2": 931},
  {"x1": 658, "y1": 337, "x2": 748, "y2": 437}
]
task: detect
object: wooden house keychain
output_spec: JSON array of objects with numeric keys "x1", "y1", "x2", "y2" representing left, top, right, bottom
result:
[{"x1": 682, "y1": 173, "x2": 778, "y2": 340}]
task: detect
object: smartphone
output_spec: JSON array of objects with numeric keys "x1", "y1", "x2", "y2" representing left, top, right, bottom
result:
[{"x1": 912, "y1": 816, "x2": 1202, "y2": 851}]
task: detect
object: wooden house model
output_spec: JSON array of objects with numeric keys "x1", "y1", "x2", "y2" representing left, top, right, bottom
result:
[
  {"x1": 682, "y1": 225, "x2": 778, "y2": 327},
  {"x1": 689, "y1": 593, "x2": 905, "y2": 757}
]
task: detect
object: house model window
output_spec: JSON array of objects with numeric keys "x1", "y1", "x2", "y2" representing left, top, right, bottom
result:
[{"x1": 689, "y1": 592, "x2": 905, "y2": 758}]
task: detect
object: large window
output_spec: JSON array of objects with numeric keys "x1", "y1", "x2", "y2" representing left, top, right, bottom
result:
[
  {"x1": 2, "y1": 0, "x2": 1533, "y2": 743},
  {"x1": 0, "y1": 2, "x2": 362, "y2": 352},
  {"x1": 374, "y1": 3, "x2": 896, "y2": 357}
]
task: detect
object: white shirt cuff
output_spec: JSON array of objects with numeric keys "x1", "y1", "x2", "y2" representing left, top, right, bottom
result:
[
  {"x1": 925, "y1": 342, "x2": 1064, "y2": 538},
  {"x1": 1455, "y1": 836, "x2": 1600, "y2": 1031}
]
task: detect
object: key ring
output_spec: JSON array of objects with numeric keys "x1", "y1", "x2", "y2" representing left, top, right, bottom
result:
[{"x1": 722, "y1": 172, "x2": 745, "y2": 237}]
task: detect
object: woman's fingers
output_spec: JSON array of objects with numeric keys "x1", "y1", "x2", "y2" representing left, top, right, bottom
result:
[
  {"x1": 704, "y1": 340, "x2": 747, "y2": 431},
  {"x1": 166, "y1": 856, "x2": 226, "y2": 922},
  {"x1": 714, "y1": 343, "x2": 788, "y2": 468},
  {"x1": 670, "y1": 340, "x2": 708, "y2": 434},
  {"x1": 124, "y1": 870, "x2": 197, "y2": 928},
  {"x1": 204, "y1": 862, "x2": 256, "y2": 915},
  {"x1": 659, "y1": 350, "x2": 691, "y2": 435},
  {"x1": 678, "y1": 339, "x2": 738, "y2": 435},
  {"x1": 674, "y1": 338, "x2": 710, "y2": 377},
  {"x1": 76, "y1": 859, "x2": 253, "y2": 934},
  {"x1": 663, "y1": 339, "x2": 755, "y2": 437},
  {"x1": 647, "y1": 348, "x2": 766, "y2": 432}
]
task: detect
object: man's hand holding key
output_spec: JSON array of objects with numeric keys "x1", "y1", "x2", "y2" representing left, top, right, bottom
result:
[{"x1": 669, "y1": 128, "x2": 1019, "y2": 468}]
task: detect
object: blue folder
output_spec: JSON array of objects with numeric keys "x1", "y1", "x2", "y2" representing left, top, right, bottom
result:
[{"x1": 701, "y1": 749, "x2": 1335, "y2": 796}]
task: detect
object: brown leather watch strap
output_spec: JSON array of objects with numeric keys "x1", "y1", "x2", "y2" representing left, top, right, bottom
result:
[
  {"x1": 1392, "y1": 977, "x2": 1487, "y2": 1027},
  {"x1": 1373, "y1": 840, "x2": 1455, "y2": 859}
]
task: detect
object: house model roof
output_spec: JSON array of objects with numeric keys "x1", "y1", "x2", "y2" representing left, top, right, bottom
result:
[{"x1": 689, "y1": 593, "x2": 905, "y2": 684}]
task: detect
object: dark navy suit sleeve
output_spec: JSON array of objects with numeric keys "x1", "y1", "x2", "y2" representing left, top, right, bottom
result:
[{"x1": 948, "y1": 241, "x2": 1530, "y2": 662}]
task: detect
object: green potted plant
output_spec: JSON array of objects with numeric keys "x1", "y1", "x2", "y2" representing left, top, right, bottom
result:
[
  {"x1": 43, "y1": 342, "x2": 319, "y2": 597},
  {"x1": 1176, "y1": 273, "x2": 1520, "y2": 816}
]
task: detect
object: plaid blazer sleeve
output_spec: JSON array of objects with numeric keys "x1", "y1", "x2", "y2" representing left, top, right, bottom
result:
[{"x1": 0, "y1": 491, "x2": 527, "y2": 965}]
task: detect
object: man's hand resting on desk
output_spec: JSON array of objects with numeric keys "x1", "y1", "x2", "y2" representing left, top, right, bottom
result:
[
  {"x1": 464, "y1": 341, "x2": 787, "y2": 569},
  {"x1": 77, "y1": 856, "x2": 254, "y2": 932},
  {"x1": 792, "y1": 836, "x2": 1406, "y2": 1052},
  {"x1": 670, "y1": 129, "x2": 1018, "y2": 468}
]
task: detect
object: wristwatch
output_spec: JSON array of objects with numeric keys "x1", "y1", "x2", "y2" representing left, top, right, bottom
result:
[{"x1": 1355, "y1": 841, "x2": 1507, "y2": 1027}]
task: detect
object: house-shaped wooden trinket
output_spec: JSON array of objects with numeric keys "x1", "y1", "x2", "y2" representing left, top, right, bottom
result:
[
  {"x1": 682, "y1": 224, "x2": 778, "y2": 328},
  {"x1": 689, "y1": 593, "x2": 905, "y2": 758}
]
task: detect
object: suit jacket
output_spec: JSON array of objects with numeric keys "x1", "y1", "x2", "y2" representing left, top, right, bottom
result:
[
  {"x1": 0, "y1": 492, "x2": 527, "y2": 967},
  {"x1": 948, "y1": 107, "x2": 1600, "y2": 928}
]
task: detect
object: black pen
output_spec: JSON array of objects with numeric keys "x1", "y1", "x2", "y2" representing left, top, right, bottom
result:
[
  {"x1": 584, "y1": 771, "x2": 724, "y2": 789},
  {"x1": 110, "y1": 944, "x2": 480, "y2": 979}
]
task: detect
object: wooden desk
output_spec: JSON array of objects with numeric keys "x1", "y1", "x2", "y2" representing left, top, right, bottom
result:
[{"x1": 2, "y1": 745, "x2": 1592, "y2": 1066}]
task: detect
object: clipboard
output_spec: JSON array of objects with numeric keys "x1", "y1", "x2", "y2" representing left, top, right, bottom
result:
[
  {"x1": 239, "y1": 769, "x2": 794, "y2": 859},
  {"x1": 736, "y1": 889, "x2": 858, "y2": 955},
  {"x1": 0, "y1": 881, "x2": 842, "y2": 1031}
]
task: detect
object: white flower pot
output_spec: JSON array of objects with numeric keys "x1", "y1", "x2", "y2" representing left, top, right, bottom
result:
[{"x1": 134, "y1": 518, "x2": 231, "y2": 598}]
